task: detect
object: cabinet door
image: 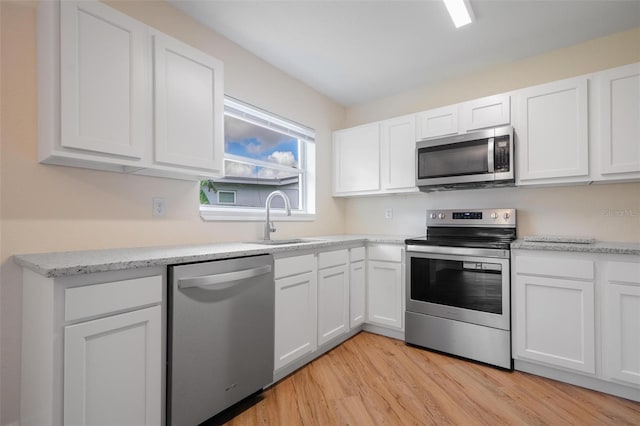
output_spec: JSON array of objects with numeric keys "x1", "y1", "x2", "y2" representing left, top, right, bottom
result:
[
  {"x1": 415, "y1": 105, "x2": 458, "y2": 140},
  {"x1": 598, "y1": 63, "x2": 640, "y2": 176},
  {"x1": 367, "y1": 261, "x2": 403, "y2": 329},
  {"x1": 350, "y1": 261, "x2": 366, "y2": 328},
  {"x1": 515, "y1": 77, "x2": 589, "y2": 184},
  {"x1": 153, "y1": 33, "x2": 224, "y2": 174},
  {"x1": 60, "y1": 0, "x2": 146, "y2": 158},
  {"x1": 64, "y1": 306, "x2": 161, "y2": 426},
  {"x1": 513, "y1": 274, "x2": 595, "y2": 374},
  {"x1": 460, "y1": 94, "x2": 510, "y2": 132},
  {"x1": 333, "y1": 123, "x2": 380, "y2": 194},
  {"x1": 380, "y1": 115, "x2": 417, "y2": 192},
  {"x1": 603, "y1": 261, "x2": 640, "y2": 387},
  {"x1": 274, "y1": 271, "x2": 317, "y2": 370},
  {"x1": 317, "y1": 264, "x2": 349, "y2": 346}
]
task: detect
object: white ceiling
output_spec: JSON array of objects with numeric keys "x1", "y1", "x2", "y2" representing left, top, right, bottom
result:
[{"x1": 168, "y1": 0, "x2": 640, "y2": 106}]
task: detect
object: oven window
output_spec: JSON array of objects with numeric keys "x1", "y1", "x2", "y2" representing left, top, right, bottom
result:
[
  {"x1": 418, "y1": 140, "x2": 488, "y2": 179},
  {"x1": 410, "y1": 257, "x2": 502, "y2": 314}
]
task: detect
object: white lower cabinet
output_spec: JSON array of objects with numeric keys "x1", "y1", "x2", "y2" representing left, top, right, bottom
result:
[
  {"x1": 512, "y1": 249, "x2": 640, "y2": 401},
  {"x1": 64, "y1": 306, "x2": 162, "y2": 426},
  {"x1": 349, "y1": 247, "x2": 366, "y2": 328},
  {"x1": 367, "y1": 244, "x2": 404, "y2": 330},
  {"x1": 20, "y1": 268, "x2": 165, "y2": 426},
  {"x1": 274, "y1": 254, "x2": 318, "y2": 371},
  {"x1": 603, "y1": 261, "x2": 640, "y2": 387},
  {"x1": 317, "y1": 250, "x2": 349, "y2": 346}
]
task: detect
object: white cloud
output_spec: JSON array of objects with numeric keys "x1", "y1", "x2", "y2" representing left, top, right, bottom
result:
[
  {"x1": 225, "y1": 161, "x2": 255, "y2": 177},
  {"x1": 267, "y1": 151, "x2": 296, "y2": 167}
]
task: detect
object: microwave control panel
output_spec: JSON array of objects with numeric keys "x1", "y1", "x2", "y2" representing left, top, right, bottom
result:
[{"x1": 494, "y1": 135, "x2": 510, "y2": 172}]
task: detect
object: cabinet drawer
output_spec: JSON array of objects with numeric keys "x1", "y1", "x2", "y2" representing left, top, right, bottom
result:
[
  {"x1": 275, "y1": 254, "x2": 316, "y2": 279},
  {"x1": 516, "y1": 255, "x2": 594, "y2": 280},
  {"x1": 350, "y1": 246, "x2": 365, "y2": 262},
  {"x1": 607, "y1": 261, "x2": 640, "y2": 285},
  {"x1": 65, "y1": 275, "x2": 163, "y2": 322},
  {"x1": 368, "y1": 244, "x2": 402, "y2": 262},
  {"x1": 318, "y1": 249, "x2": 349, "y2": 270}
]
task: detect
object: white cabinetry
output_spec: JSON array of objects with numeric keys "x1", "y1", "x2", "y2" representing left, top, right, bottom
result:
[
  {"x1": 603, "y1": 261, "x2": 640, "y2": 388},
  {"x1": 20, "y1": 268, "x2": 165, "y2": 426},
  {"x1": 416, "y1": 105, "x2": 458, "y2": 139},
  {"x1": 274, "y1": 254, "x2": 317, "y2": 371},
  {"x1": 152, "y1": 32, "x2": 224, "y2": 174},
  {"x1": 514, "y1": 76, "x2": 589, "y2": 185},
  {"x1": 317, "y1": 250, "x2": 349, "y2": 346},
  {"x1": 416, "y1": 93, "x2": 510, "y2": 140},
  {"x1": 367, "y1": 244, "x2": 404, "y2": 330},
  {"x1": 460, "y1": 94, "x2": 511, "y2": 132},
  {"x1": 349, "y1": 247, "x2": 366, "y2": 328},
  {"x1": 592, "y1": 62, "x2": 640, "y2": 181},
  {"x1": 58, "y1": 0, "x2": 146, "y2": 159},
  {"x1": 380, "y1": 115, "x2": 417, "y2": 192},
  {"x1": 333, "y1": 123, "x2": 380, "y2": 195},
  {"x1": 512, "y1": 249, "x2": 640, "y2": 401},
  {"x1": 333, "y1": 115, "x2": 417, "y2": 196},
  {"x1": 38, "y1": 0, "x2": 224, "y2": 180},
  {"x1": 513, "y1": 255, "x2": 595, "y2": 374}
]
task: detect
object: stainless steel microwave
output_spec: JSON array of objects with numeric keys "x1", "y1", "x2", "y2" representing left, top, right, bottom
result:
[{"x1": 416, "y1": 126, "x2": 514, "y2": 191}]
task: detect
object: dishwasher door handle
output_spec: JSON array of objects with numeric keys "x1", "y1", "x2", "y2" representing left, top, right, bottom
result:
[{"x1": 178, "y1": 264, "x2": 272, "y2": 290}]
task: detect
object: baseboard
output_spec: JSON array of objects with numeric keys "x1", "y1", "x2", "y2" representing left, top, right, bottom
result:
[
  {"x1": 514, "y1": 359, "x2": 640, "y2": 402},
  {"x1": 362, "y1": 323, "x2": 404, "y2": 341}
]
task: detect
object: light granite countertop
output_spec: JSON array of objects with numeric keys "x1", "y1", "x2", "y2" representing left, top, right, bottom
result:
[
  {"x1": 14, "y1": 234, "x2": 411, "y2": 278},
  {"x1": 511, "y1": 239, "x2": 640, "y2": 255}
]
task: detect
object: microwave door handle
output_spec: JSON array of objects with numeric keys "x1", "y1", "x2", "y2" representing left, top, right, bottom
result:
[{"x1": 487, "y1": 138, "x2": 495, "y2": 173}]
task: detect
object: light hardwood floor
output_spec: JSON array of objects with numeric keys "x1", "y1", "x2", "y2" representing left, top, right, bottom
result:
[{"x1": 211, "y1": 332, "x2": 640, "y2": 425}]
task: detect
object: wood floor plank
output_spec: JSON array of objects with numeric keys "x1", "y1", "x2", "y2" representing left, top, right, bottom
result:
[{"x1": 222, "y1": 332, "x2": 640, "y2": 426}]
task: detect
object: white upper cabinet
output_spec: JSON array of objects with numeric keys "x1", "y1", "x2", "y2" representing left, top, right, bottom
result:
[
  {"x1": 416, "y1": 105, "x2": 458, "y2": 140},
  {"x1": 460, "y1": 94, "x2": 510, "y2": 132},
  {"x1": 333, "y1": 115, "x2": 417, "y2": 196},
  {"x1": 333, "y1": 123, "x2": 381, "y2": 195},
  {"x1": 59, "y1": 1, "x2": 146, "y2": 159},
  {"x1": 152, "y1": 33, "x2": 224, "y2": 174},
  {"x1": 514, "y1": 76, "x2": 590, "y2": 185},
  {"x1": 380, "y1": 114, "x2": 417, "y2": 192},
  {"x1": 38, "y1": 0, "x2": 225, "y2": 180},
  {"x1": 416, "y1": 94, "x2": 510, "y2": 140},
  {"x1": 592, "y1": 63, "x2": 640, "y2": 180}
]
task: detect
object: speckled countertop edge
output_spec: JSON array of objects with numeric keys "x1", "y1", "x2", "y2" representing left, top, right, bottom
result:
[
  {"x1": 511, "y1": 239, "x2": 640, "y2": 255},
  {"x1": 14, "y1": 234, "x2": 410, "y2": 278}
]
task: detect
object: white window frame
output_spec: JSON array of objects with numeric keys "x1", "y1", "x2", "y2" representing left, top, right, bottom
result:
[
  {"x1": 217, "y1": 190, "x2": 236, "y2": 205},
  {"x1": 200, "y1": 97, "x2": 316, "y2": 221}
]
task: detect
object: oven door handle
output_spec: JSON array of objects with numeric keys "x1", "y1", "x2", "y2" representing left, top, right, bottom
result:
[{"x1": 487, "y1": 137, "x2": 495, "y2": 173}]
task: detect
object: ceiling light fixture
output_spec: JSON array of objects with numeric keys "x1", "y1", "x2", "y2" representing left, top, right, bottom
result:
[{"x1": 443, "y1": 0, "x2": 475, "y2": 28}]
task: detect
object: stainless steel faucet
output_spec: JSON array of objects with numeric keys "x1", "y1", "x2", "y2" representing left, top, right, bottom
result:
[{"x1": 264, "y1": 190, "x2": 291, "y2": 240}]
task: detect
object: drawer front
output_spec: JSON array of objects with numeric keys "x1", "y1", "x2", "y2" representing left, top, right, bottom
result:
[
  {"x1": 275, "y1": 254, "x2": 316, "y2": 279},
  {"x1": 65, "y1": 275, "x2": 163, "y2": 322},
  {"x1": 318, "y1": 249, "x2": 349, "y2": 270},
  {"x1": 516, "y1": 255, "x2": 594, "y2": 280},
  {"x1": 368, "y1": 244, "x2": 402, "y2": 262},
  {"x1": 350, "y1": 246, "x2": 365, "y2": 263},
  {"x1": 607, "y1": 261, "x2": 640, "y2": 285}
]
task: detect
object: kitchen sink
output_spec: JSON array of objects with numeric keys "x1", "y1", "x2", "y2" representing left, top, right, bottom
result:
[{"x1": 251, "y1": 239, "x2": 321, "y2": 245}]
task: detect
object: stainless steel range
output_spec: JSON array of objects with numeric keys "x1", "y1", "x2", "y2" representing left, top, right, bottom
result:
[{"x1": 405, "y1": 208, "x2": 516, "y2": 369}]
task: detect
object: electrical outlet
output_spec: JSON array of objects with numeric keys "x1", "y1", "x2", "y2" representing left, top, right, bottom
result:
[
  {"x1": 385, "y1": 208, "x2": 393, "y2": 219},
  {"x1": 152, "y1": 197, "x2": 167, "y2": 217}
]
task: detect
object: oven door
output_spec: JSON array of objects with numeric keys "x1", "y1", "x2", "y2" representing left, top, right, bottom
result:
[{"x1": 406, "y1": 250, "x2": 510, "y2": 330}]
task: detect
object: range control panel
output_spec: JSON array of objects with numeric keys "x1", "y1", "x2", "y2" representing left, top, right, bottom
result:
[{"x1": 426, "y1": 209, "x2": 516, "y2": 227}]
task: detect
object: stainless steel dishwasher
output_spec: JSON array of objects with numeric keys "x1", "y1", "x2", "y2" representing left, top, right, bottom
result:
[{"x1": 168, "y1": 255, "x2": 274, "y2": 425}]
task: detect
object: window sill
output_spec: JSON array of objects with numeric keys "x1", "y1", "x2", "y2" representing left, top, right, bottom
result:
[{"x1": 200, "y1": 205, "x2": 316, "y2": 222}]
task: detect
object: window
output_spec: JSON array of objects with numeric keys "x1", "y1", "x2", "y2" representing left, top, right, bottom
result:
[
  {"x1": 217, "y1": 190, "x2": 236, "y2": 205},
  {"x1": 200, "y1": 97, "x2": 316, "y2": 221}
]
